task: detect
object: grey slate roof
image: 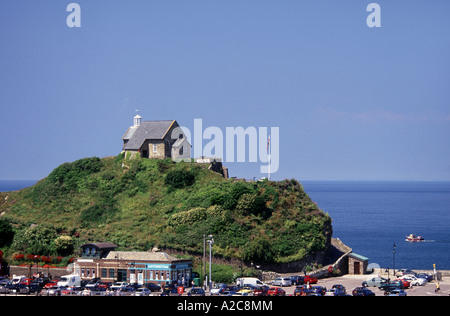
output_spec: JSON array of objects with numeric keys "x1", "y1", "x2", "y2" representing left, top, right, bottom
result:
[
  {"x1": 104, "y1": 251, "x2": 181, "y2": 262},
  {"x1": 122, "y1": 120, "x2": 175, "y2": 150}
]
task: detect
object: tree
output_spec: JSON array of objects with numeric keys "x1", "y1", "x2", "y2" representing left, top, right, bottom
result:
[{"x1": 0, "y1": 219, "x2": 14, "y2": 247}]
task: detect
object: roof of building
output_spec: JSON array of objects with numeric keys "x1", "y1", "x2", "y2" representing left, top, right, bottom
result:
[
  {"x1": 104, "y1": 251, "x2": 182, "y2": 262},
  {"x1": 79, "y1": 242, "x2": 118, "y2": 249},
  {"x1": 122, "y1": 120, "x2": 176, "y2": 150},
  {"x1": 348, "y1": 252, "x2": 369, "y2": 261}
]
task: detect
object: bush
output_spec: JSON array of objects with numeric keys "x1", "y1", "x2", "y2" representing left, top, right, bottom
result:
[
  {"x1": 0, "y1": 219, "x2": 14, "y2": 247},
  {"x1": 164, "y1": 169, "x2": 195, "y2": 190}
]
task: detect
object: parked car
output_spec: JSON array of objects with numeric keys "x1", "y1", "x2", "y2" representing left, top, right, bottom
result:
[
  {"x1": 310, "y1": 286, "x2": 327, "y2": 296},
  {"x1": 253, "y1": 285, "x2": 269, "y2": 296},
  {"x1": 396, "y1": 269, "x2": 416, "y2": 277},
  {"x1": 134, "y1": 287, "x2": 152, "y2": 296},
  {"x1": 416, "y1": 273, "x2": 432, "y2": 282},
  {"x1": 387, "y1": 289, "x2": 407, "y2": 296},
  {"x1": 362, "y1": 277, "x2": 388, "y2": 287},
  {"x1": 110, "y1": 282, "x2": 128, "y2": 291},
  {"x1": 289, "y1": 276, "x2": 304, "y2": 286},
  {"x1": 0, "y1": 284, "x2": 10, "y2": 294},
  {"x1": 379, "y1": 280, "x2": 404, "y2": 291},
  {"x1": 211, "y1": 283, "x2": 227, "y2": 295},
  {"x1": 332, "y1": 284, "x2": 346, "y2": 294},
  {"x1": 188, "y1": 288, "x2": 206, "y2": 296},
  {"x1": 41, "y1": 286, "x2": 63, "y2": 296},
  {"x1": 324, "y1": 288, "x2": 346, "y2": 296},
  {"x1": 294, "y1": 285, "x2": 311, "y2": 296},
  {"x1": 399, "y1": 275, "x2": 427, "y2": 286},
  {"x1": 272, "y1": 277, "x2": 292, "y2": 287},
  {"x1": 144, "y1": 283, "x2": 161, "y2": 292},
  {"x1": 267, "y1": 287, "x2": 286, "y2": 296},
  {"x1": 352, "y1": 287, "x2": 375, "y2": 296},
  {"x1": 303, "y1": 275, "x2": 318, "y2": 284},
  {"x1": 119, "y1": 286, "x2": 137, "y2": 296},
  {"x1": 394, "y1": 279, "x2": 410, "y2": 289}
]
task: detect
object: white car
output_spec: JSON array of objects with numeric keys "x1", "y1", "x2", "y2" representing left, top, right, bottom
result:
[
  {"x1": 134, "y1": 288, "x2": 152, "y2": 296},
  {"x1": 399, "y1": 275, "x2": 427, "y2": 286},
  {"x1": 272, "y1": 277, "x2": 292, "y2": 287}
]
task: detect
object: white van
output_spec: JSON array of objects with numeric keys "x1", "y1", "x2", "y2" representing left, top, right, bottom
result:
[
  {"x1": 11, "y1": 275, "x2": 27, "y2": 284},
  {"x1": 236, "y1": 277, "x2": 264, "y2": 287},
  {"x1": 57, "y1": 274, "x2": 81, "y2": 287}
]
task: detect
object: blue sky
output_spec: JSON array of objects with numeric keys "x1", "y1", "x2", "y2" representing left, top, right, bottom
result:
[{"x1": 1, "y1": 0, "x2": 449, "y2": 181}]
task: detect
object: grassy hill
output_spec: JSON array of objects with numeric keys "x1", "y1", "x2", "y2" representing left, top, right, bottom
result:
[{"x1": 0, "y1": 155, "x2": 332, "y2": 269}]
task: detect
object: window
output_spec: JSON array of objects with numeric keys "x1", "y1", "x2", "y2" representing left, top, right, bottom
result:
[
  {"x1": 101, "y1": 268, "x2": 107, "y2": 278},
  {"x1": 109, "y1": 269, "x2": 115, "y2": 279},
  {"x1": 152, "y1": 144, "x2": 157, "y2": 153},
  {"x1": 179, "y1": 146, "x2": 183, "y2": 156}
]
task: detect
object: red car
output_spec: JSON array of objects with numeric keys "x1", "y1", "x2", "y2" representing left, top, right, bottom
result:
[
  {"x1": 304, "y1": 275, "x2": 318, "y2": 284},
  {"x1": 394, "y1": 279, "x2": 410, "y2": 289},
  {"x1": 267, "y1": 287, "x2": 286, "y2": 296}
]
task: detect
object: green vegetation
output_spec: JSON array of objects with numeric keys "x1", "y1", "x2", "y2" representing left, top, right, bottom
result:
[{"x1": 0, "y1": 155, "x2": 332, "y2": 268}]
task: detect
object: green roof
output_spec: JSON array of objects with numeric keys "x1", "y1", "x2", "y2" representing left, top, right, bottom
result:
[{"x1": 348, "y1": 252, "x2": 369, "y2": 261}]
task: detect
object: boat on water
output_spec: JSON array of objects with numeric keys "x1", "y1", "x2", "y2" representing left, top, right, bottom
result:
[{"x1": 406, "y1": 234, "x2": 424, "y2": 242}]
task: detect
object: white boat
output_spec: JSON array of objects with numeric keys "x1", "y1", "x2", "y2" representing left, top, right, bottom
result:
[{"x1": 406, "y1": 234, "x2": 424, "y2": 242}]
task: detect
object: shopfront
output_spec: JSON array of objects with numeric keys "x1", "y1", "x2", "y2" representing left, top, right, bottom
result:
[{"x1": 75, "y1": 243, "x2": 193, "y2": 286}]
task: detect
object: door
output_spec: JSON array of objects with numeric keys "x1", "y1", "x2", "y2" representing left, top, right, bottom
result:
[{"x1": 354, "y1": 262, "x2": 361, "y2": 274}]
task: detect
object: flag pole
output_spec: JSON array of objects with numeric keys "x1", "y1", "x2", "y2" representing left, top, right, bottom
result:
[{"x1": 267, "y1": 135, "x2": 271, "y2": 180}]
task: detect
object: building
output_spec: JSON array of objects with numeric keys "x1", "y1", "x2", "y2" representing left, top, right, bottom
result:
[
  {"x1": 122, "y1": 115, "x2": 191, "y2": 161},
  {"x1": 74, "y1": 243, "x2": 193, "y2": 286},
  {"x1": 347, "y1": 253, "x2": 369, "y2": 275}
]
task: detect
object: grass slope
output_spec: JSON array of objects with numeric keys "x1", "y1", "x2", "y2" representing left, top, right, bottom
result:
[{"x1": 0, "y1": 155, "x2": 332, "y2": 265}]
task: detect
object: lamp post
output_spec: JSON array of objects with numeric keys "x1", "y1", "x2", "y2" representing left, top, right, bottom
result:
[
  {"x1": 207, "y1": 235, "x2": 214, "y2": 291},
  {"x1": 393, "y1": 243, "x2": 396, "y2": 276}
]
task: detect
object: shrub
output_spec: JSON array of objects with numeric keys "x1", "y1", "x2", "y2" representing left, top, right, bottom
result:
[
  {"x1": 164, "y1": 169, "x2": 196, "y2": 190},
  {"x1": 0, "y1": 219, "x2": 14, "y2": 247}
]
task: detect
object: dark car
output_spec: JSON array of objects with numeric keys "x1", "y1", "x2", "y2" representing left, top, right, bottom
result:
[
  {"x1": 294, "y1": 285, "x2": 310, "y2": 296},
  {"x1": 253, "y1": 285, "x2": 269, "y2": 296},
  {"x1": 144, "y1": 283, "x2": 161, "y2": 292},
  {"x1": 379, "y1": 280, "x2": 404, "y2": 291},
  {"x1": 289, "y1": 276, "x2": 305, "y2": 286},
  {"x1": 310, "y1": 286, "x2": 327, "y2": 296},
  {"x1": 188, "y1": 288, "x2": 206, "y2": 296},
  {"x1": 352, "y1": 287, "x2": 375, "y2": 296}
]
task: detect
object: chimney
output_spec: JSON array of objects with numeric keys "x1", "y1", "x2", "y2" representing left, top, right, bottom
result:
[{"x1": 134, "y1": 114, "x2": 142, "y2": 127}]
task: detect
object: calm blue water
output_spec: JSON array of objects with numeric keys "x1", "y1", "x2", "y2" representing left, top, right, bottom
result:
[
  {"x1": 302, "y1": 181, "x2": 450, "y2": 270},
  {"x1": 0, "y1": 180, "x2": 37, "y2": 192}
]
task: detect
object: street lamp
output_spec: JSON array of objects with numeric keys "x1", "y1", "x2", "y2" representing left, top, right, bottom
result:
[
  {"x1": 207, "y1": 235, "x2": 214, "y2": 291},
  {"x1": 393, "y1": 243, "x2": 396, "y2": 276}
]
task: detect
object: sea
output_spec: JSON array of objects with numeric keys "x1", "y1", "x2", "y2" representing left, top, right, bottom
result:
[
  {"x1": 302, "y1": 181, "x2": 450, "y2": 270},
  {"x1": 1, "y1": 180, "x2": 449, "y2": 270}
]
